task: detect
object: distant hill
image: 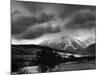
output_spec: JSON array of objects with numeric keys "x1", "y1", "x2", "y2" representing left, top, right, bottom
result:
[
  {"x1": 85, "y1": 43, "x2": 96, "y2": 56},
  {"x1": 12, "y1": 42, "x2": 96, "y2": 57}
]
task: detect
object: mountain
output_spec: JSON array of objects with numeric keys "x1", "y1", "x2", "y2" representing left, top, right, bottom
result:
[
  {"x1": 84, "y1": 37, "x2": 95, "y2": 46},
  {"x1": 40, "y1": 36, "x2": 96, "y2": 56},
  {"x1": 40, "y1": 36, "x2": 86, "y2": 51},
  {"x1": 85, "y1": 43, "x2": 96, "y2": 56}
]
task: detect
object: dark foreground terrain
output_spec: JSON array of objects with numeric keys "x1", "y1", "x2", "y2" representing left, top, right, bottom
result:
[
  {"x1": 11, "y1": 60, "x2": 95, "y2": 74},
  {"x1": 56, "y1": 60, "x2": 95, "y2": 72},
  {"x1": 11, "y1": 44, "x2": 96, "y2": 74}
]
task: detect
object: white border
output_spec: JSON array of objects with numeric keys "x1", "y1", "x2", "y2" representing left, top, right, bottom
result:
[{"x1": 0, "y1": 0, "x2": 10, "y2": 74}]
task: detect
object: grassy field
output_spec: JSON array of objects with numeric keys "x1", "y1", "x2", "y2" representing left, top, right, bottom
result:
[{"x1": 55, "y1": 60, "x2": 96, "y2": 72}]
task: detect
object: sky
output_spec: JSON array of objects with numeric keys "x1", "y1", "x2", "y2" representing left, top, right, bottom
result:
[{"x1": 11, "y1": 0, "x2": 96, "y2": 44}]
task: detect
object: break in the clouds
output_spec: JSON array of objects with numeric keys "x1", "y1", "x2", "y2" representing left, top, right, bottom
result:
[{"x1": 11, "y1": 0, "x2": 96, "y2": 42}]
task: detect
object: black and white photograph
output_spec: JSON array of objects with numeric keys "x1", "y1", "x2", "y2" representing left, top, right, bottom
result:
[{"x1": 11, "y1": 0, "x2": 96, "y2": 74}]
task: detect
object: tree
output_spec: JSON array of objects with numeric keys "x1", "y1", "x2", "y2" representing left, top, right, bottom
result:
[{"x1": 36, "y1": 49, "x2": 62, "y2": 72}]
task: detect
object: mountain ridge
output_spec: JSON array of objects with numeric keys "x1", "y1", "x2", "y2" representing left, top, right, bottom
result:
[{"x1": 40, "y1": 36, "x2": 87, "y2": 51}]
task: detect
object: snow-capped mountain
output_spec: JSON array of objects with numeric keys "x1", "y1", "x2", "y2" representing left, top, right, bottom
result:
[
  {"x1": 84, "y1": 37, "x2": 95, "y2": 46},
  {"x1": 40, "y1": 36, "x2": 86, "y2": 51}
]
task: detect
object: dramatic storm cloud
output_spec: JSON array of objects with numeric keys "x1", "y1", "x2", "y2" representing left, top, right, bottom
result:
[
  {"x1": 13, "y1": 22, "x2": 61, "y2": 39},
  {"x1": 11, "y1": 0, "x2": 96, "y2": 44},
  {"x1": 65, "y1": 9, "x2": 96, "y2": 29}
]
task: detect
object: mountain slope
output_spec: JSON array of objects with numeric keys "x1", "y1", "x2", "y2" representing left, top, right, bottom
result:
[
  {"x1": 40, "y1": 36, "x2": 86, "y2": 51},
  {"x1": 85, "y1": 43, "x2": 96, "y2": 56},
  {"x1": 84, "y1": 37, "x2": 95, "y2": 46}
]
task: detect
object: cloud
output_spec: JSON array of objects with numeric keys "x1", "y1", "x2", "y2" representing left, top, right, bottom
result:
[
  {"x1": 65, "y1": 9, "x2": 96, "y2": 29},
  {"x1": 13, "y1": 22, "x2": 61, "y2": 39},
  {"x1": 59, "y1": 4, "x2": 95, "y2": 19},
  {"x1": 11, "y1": 0, "x2": 62, "y2": 22},
  {"x1": 11, "y1": 1, "x2": 57, "y2": 35},
  {"x1": 11, "y1": 13, "x2": 54, "y2": 34},
  {"x1": 12, "y1": 1, "x2": 96, "y2": 40},
  {"x1": 11, "y1": 0, "x2": 33, "y2": 22},
  {"x1": 11, "y1": 17, "x2": 38, "y2": 34},
  {"x1": 12, "y1": 9, "x2": 96, "y2": 40}
]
